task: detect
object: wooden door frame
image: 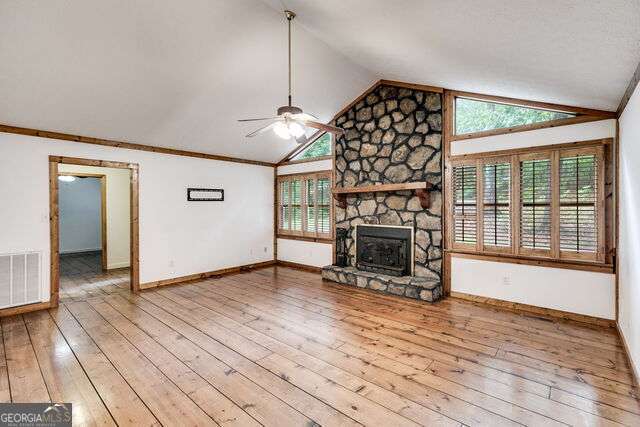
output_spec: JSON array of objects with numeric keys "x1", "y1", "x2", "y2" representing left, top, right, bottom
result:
[
  {"x1": 57, "y1": 172, "x2": 108, "y2": 270},
  {"x1": 49, "y1": 156, "x2": 140, "y2": 308}
]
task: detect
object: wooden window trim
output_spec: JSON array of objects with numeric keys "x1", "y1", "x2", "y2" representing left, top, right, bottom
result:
[
  {"x1": 277, "y1": 171, "x2": 333, "y2": 239},
  {"x1": 448, "y1": 141, "x2": 607, "y2": 268},
  {"x1": 449, "y1": 90, "x2": 615, "y2": 142}
]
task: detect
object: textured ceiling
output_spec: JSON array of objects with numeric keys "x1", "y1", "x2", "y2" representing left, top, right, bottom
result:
[
  {"x1": 265, "y1": 0, "x2": 640, "y2": 111},
  {"x1": 0, "y1": 0, "x2": 374, "y2": 162},
  {"x1": 1, "y1": 1, "x2": 639, "y2": 162}
]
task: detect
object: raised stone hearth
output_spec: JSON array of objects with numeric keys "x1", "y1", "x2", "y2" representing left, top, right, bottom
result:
[{"x1": 321, "y1": 265, "x2": 442, "y2": 302}]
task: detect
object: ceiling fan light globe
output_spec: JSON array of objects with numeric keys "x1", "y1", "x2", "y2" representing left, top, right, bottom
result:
[
  {"x1": 273, "y1": 121, "x2": 291, "y2": 139},
  {"x1": 288, "y1": 121, "x2": 305, "y2": 138}
]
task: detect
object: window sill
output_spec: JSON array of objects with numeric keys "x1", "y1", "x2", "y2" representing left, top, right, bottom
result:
[
  {"x1": 277, "y1": 234, "x2": 334, "y2": 244},
  {"x1": 445, "y1": 249, "x2": 614, "y2": 274}
]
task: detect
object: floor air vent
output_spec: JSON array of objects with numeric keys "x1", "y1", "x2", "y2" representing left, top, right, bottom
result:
[{"x1": 0, "y1": 252, "x2": 41, "y2": 309}]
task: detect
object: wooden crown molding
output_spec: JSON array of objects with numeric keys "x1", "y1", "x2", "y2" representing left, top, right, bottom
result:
[
  {"x1": 617, "y1": 59, "x2": 640, "y2": 117},
  {"x1": 1, "y1": 124, "x2": 276, "y2": 168}
]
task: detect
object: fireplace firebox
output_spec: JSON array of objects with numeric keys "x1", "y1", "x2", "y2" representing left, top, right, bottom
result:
[{"x1": 355, "y1": 225, "x2": 413, "y2": 277}]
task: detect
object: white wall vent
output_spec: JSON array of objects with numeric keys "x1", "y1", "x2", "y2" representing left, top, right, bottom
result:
[{"x1": 0, "y1": 252, "x2": 42, "y2": 309}]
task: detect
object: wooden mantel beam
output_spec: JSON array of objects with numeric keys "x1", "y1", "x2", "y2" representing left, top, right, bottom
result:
[{"x1": 332, "y1": 181, "x2": 432, "y2": 209}]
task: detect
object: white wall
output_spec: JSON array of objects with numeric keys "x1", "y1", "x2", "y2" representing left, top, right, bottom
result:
[
  {"x1": 618, "y1": 83, "x2": 640, "y2": 378},
  {"x1": 276, "y1": 159, "x2": 333, "y2": 267},
  {"x1": 59, "y1": 177, "x2": 102, "y2": 254},
  {"x1": 58, "y1": 164, "x2": 131, "y2": 269},
  {"x1": 450, "y1": 119, "x2": 616, "y2": 319},
  {"x1": 0, "y1": 133, "x2": 274, "y2": 302},
  {"x1": 452, "y1": 257, "x2": 615, "y2": 318}
]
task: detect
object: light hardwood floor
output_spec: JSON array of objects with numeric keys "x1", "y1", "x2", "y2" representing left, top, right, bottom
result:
[{"x1": 1, "y1": 266, "x2": 638, "y2": 426}]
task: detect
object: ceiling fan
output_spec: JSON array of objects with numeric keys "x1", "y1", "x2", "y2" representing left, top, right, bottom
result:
[{"x1": 238, "y1": 10, "x2": 344, "y2": 144}]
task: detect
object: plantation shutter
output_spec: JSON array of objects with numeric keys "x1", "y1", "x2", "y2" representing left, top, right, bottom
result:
[
  {"x1": 305, "y1": 178, "x2": 316, "y2": 233},
  {"x1": 317, "y1": 177, "x2": 331, "y2": 235},
  {"x1": 291, "y1": 179, "x2": 302, "y2": 231},
  {"x1": 278, "y1": 172, "x2": 332, "y2": 238},
  {"x1": 453, "y1": 164, "x2": 478, "y2": 245},
  {"x1": 519, "y1": 156, "x2": 552, "y2": 253},
  {"x1": 280, "y1": 180, "x2": 290, "y2": 230},
  {"x1": 559, "y1": 150, "x2": 601, "y2": 259},
  {"x1": 482, "y1": 161, "x2": 511, "y2": 248}
]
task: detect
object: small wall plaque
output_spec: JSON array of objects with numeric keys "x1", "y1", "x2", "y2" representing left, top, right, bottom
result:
[{"x1": 187, "y1": 188, "x2": 224, "y2": 201}]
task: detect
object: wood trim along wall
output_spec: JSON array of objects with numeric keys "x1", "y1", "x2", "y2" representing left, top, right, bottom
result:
[
  {"x1": 277, "y1": 79, "x2": 447, "y2": 164},
  {"x1": 58, "y1": 172, "x2": 108, "y2": 270},
  {"x1": 276, "y1": 234, "x2": 333, "y2": 244},
  {"x1": 279, "y1": 155, "x2": 332, "y2": 166},
  {"x1": 277, "y1": 129, "x2": 325, "y2": 165},
  {"x1": 140, "y1": 260, "x2": 276, "y2": 289},
  {"x1": 450, "y1": 291, "x2": 615, "y2": 327},
  {"x1": 617, "y1": 324, "x2": 640, "y2": 389},
  {"x1": 447, "y1": 250, "x2": 614, "y2": 274},
  {"x1": 0, "y1": 124, "x2": 276, "y2": 167},
  {"x1": 48, "y1": 156, "x2": 141, "y2": 307},
  {"x1": 0, "y1": 302, "x2": 53, "y2": 318},
  {"x1": 617, "y1": 59, "x2": 640, "y2": 117},
  {"x1": 451, "y1": 115, "x2": 612, "y2": 142},
  {"x1": 276, "y1": 260, "x2": 322, "y2": 273}
]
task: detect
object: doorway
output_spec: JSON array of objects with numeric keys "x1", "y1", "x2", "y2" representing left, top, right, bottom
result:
[{"x1": 49, "y1": 156, "x2": 140, "y2": 307}]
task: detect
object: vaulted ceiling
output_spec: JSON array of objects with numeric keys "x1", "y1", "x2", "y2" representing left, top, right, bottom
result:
[
  {"x1": 1, "y1": 0, "x2": 639, "y2": 162},
  {"x1": 0, "y1": 0, "x2": 374, "y2": 162}
]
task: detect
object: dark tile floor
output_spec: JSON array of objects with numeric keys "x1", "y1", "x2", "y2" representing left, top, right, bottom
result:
[{"x1": 59, "y1": 251, "x2": 130, "y2": 301}]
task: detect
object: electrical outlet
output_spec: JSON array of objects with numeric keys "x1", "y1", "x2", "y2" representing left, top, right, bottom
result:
[
  {"x1": 264, "y1": 246, "x2": 268, "y2": 253},
  {"x1": 502, "y1": 276, "x2": 511, "y2": 286},
  {"x1": 169, "y1": 260, "x2": 175, "y2": 268}
]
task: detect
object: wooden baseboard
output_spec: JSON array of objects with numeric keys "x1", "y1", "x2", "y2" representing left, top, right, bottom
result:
[
  {"x1": 449, "y1": 291, "x2": 615, "y2": 327},
  {"x1": 617, "y1": 323, "x2": 640, "y2": 389},
  {"x1": 140, "y1": 260, "x2": 277, "y2": 290},
  {"x1": 0, "y1": 301, "x2": 53, "y2": 318},
  {"x1": 276, "y1": 260, "x2": 322, "y2": 273}
]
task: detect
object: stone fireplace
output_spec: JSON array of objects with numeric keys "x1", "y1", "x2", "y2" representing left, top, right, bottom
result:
[{"x1": 321, "y1": 83, "x2": 443, "y2": 302}]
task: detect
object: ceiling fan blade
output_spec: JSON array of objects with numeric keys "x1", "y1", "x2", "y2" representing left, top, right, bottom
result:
[
  {"x1": 238, "y1": 117, "x2": 280, "y2": 122},
  {"x1": 292, "y1": 112, "x2": 318, "y2": 121},
  {"x1": 304, "y1": 121, "x2": 345, "y2": 135},
  {"x1": 246, "y1": 122, "x2": 277, "y2": 138}
]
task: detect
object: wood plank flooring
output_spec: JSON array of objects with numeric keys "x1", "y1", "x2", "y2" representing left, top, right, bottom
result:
[{"x1": 1, "y1": 266, "x2": 638, "y2": 426}]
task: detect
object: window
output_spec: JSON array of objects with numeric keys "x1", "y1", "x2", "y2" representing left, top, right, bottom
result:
[
  {"x1": 483, "y1": 160, "x2": 511, "y2": 249},
  {"x1": 449, "y1": 143, "x2": 606, "y2": 263},
  {"x1": 452, "y1": 163, "x2": 478, "y2": 246},
  {"x1": 519, "y1": 155, "x2": 552, "y2": 254},
  {"x1": 558, "y1": 151, "x2": 600, "y2": 259},
  {"x1": 455, "y1": 97, "x2": 576, "y2": 135},
  {"x1": 278, "y1": 171, "x2": 332, "y2": 238},
  {"x1": 292, "y1": 132, "x2": 332, "y2": 160}
]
